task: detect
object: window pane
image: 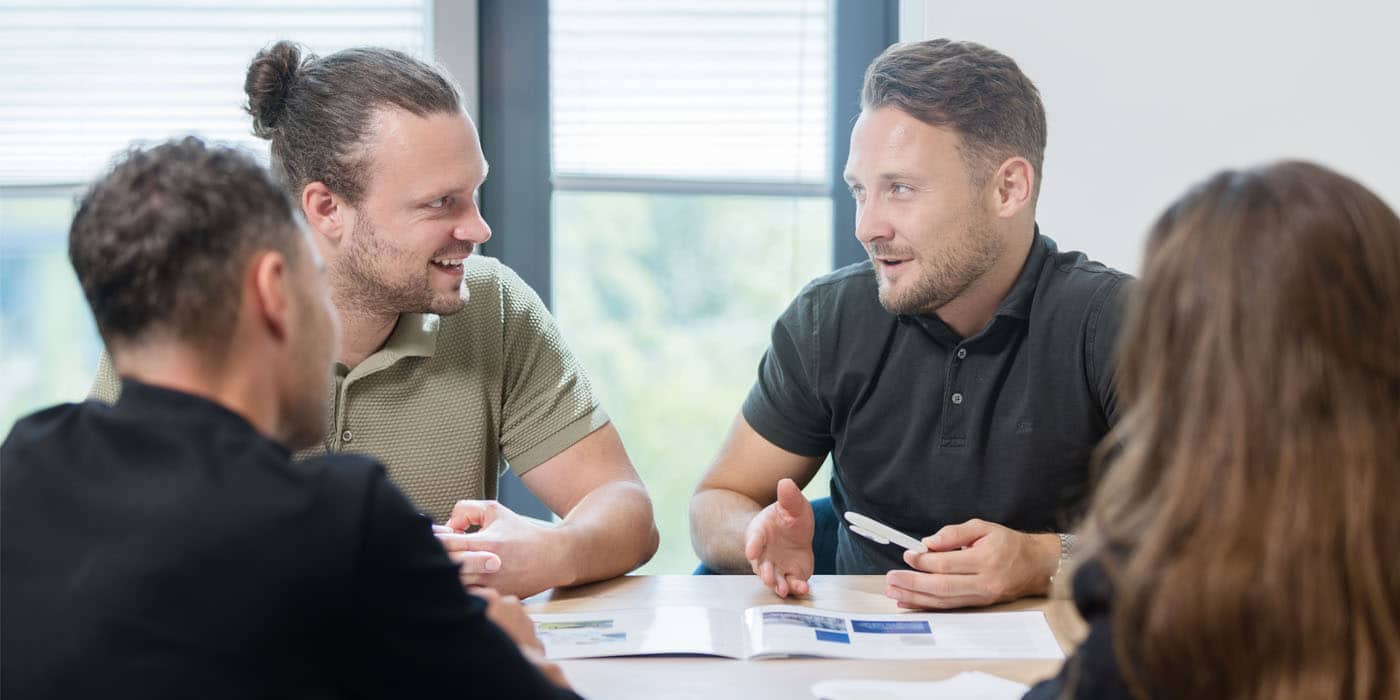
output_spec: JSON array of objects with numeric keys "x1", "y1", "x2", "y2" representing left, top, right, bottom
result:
[
  {"x1": 552, "y1": 191, "x2": 832, "y2": 573},
  {"x1": 550, "y1": 0, "x2": 830, "y2": 184},
  {"x1": 0, "y1": 193, "x2": 100, "y2": 433},
  {"x1": 0, "y1": 1, "x2": 428, "y2": 186}
]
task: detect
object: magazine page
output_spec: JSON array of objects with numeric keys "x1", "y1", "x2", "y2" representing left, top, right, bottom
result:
[
  {"x1": 531, "y1": 606, "x2": 748, "y2": 660},
  {"x1": 745, "y1": 605, "x2": 1065, "y2": 660}
]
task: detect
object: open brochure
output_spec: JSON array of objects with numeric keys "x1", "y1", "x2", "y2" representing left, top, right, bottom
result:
[{"x1": 530, "y1": 605, "x2": 1065, "y2": 661}]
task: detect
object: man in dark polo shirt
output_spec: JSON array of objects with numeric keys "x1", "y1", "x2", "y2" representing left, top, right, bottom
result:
[
  {"x1": 0, "y1": 138, "x2": 576, "y2": 698},
  {"x1": 691, "y1": 39, "x2": 1130, "y2": 609}
]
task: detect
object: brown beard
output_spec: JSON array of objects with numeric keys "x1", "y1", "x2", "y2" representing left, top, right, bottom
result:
[
  {"x1": 872, "y1": 214, "x2": 1003, "y2": 315},
  {"x1": 331, "y1": 214, "x2": 467, "y2": 316}
]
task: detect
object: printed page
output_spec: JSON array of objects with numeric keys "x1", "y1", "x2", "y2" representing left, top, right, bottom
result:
[
  {"x1": 531, "y1": 606, "x2": 748, "y2": 660},
  {"x1": 811, "y1": 671, "x2": 1030, "y2": 700},
  {"x1": 745, "y1": 605, "x2": 1065, "y2": 660}
]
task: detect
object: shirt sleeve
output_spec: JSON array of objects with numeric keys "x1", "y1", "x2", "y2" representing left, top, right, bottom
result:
[
  {"x1": 88, "y1": 351, "x2": 121, "y2": 404},
  {"x1": 1085, "y1": 275, "x2": 1132, "y2": 428},
  {"x1": 496, "y1": 263, "x2": 610, "y2": 476},
  {"x1": 352, "y1": 467, "x2": 581, "y2": 699},
  {"x1": 740, "y1": 286, "x2": 833, "y2": 457}
]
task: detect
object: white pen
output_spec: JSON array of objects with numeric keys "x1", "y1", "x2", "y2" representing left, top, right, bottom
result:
[{"x1": 843, "y1": 511, "x2": 928, "y2": 554}]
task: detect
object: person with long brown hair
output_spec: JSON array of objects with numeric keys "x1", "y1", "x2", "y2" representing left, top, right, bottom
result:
[{"x1": 1027, "y1": 160, "x2": 1400, "y2": 699}]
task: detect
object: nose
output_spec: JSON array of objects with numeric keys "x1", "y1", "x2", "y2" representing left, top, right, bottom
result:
[
  {"x1": 853, "y1": 198, "x2": 892, "y2": 247},
  {"x1": 454, "y1": 207, "x2": 492, "y2": 245}
]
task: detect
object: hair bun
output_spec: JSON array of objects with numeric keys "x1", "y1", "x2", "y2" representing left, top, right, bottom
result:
[{"x1": 244, "y1": 41, "x2": 307, "y2": 139}]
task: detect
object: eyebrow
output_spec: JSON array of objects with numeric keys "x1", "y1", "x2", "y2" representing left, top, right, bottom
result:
[
  {"x1": 844, "y1": 171, "x2": 925, "y2": 186},
  {"x1": 413, "y1": 163, "x2": 490, "y2": 205}
]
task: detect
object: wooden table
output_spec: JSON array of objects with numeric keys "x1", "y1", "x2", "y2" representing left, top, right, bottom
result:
[{"x1": 526, "y1": 575, "x2": 1085, "y2": 699}]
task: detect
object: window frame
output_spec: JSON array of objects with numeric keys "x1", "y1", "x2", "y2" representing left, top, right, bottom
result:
[{"x1": 475, "y1": 0, "x2": 896, "y2": 518}]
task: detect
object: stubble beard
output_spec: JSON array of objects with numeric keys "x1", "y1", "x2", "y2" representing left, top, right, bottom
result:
[
  {"x1": 332, "y1": 216, "x2": 468, "y2": 318},
  {"x1": 874, "y1": 216, "x2": 1003, "y2": 316}
]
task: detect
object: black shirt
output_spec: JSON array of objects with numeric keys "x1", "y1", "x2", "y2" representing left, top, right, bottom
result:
[
  {"x1": 743, "y1": 233, "x2": 1131, "y2": 573},
  {"x1": 0, "y1": 381, "x2": 579, "y2": 700},
  {"x1": 1024, "y1": 558, "x2": 1131, "y2": 699}
]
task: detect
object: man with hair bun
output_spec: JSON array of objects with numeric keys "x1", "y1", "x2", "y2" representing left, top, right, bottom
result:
[
  {"x1": 2, "y1": 138, "x2": 579, "y2": 698},
  {"x1": 90, "y1": 41, "x2": 659, "y2": 598},
  {"x1": 692, "y1": 39, "x2": 1132, "y2": 609}
]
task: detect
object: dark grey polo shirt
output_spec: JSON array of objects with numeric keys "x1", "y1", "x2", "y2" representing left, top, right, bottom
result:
[{"x1": 743, "y1": 232, "x2": 1132, "y2": 573}]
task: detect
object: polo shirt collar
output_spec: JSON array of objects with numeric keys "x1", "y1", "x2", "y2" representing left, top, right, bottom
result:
[
  {"x1": 113, "y1": 378, "x2": 287, "y2": 457},
  {"x1": 340, "y1": 313, "x2": 439, "y2": 383},
  {"x1": 991, "y1": 227, "x2": 1053, "y2": 322},
  {"x1": 383, "y1": 312, "x2": 439, "y2": 359},
  {"x1": 902, "y1": 226, "x2": 1052, "y2": 336}
]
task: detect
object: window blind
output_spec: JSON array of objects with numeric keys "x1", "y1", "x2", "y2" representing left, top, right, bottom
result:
[
  {"x1": 0, "y1": 0, "x2": 429, "y2": 186},
  {"x1": 550, "y1": 0, "x2": 829, "y2": 186}
]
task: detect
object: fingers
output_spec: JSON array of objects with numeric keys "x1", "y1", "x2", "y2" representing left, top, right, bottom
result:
[
  {"x1": 449, "y1": 549, "x2": 502, "y2": 574},
  {"x1": 437, "y1": 531, "x2": 500, "y2": 553},
  {"x1": 784, "y1": 573, "x2": 810, "y2": 597},
  {"x1": 886, "y1": 579, "x2": 989, "y2": 610},
  {"x1": 904, "y1": 546, "x2": 981, "y2": 574},
  {"x1": 446, "y1": 499, "x2": 501, "y2": 531},
  {"x1": 755, "y1": 559, "x2": 815, "y2": 599},
  {"x1": 744, "y1": 525, "x2": 767, "y2": 563},
  {"x1": 894, "y1": 594, "x2": 987, "y2": 610},
  {"x1": 925, "y1": 518, "x2": 995, "y2": 551},
  {"x1": 758, "y1": 560, "x2": 780, "y2": 595},
  {"x1": 482, "y1": 592, "x2": 544, "y2": 654},
  {"x1": 431, "y1": 524, "x2": 454, "y2": 534},
  {"x1": 774, "y1": 478, "x2": 810, "y2": 521},
  {"x1": 467, "y1": 585, "x2": 500, "y2": 601},
  {"x1": 884, "y1": 568, "x2": 1003, "y2": 609}
]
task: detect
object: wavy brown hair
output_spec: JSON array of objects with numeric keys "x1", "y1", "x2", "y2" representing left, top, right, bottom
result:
[{"x1": 1082, "y1": 161, "x2": 1400, "y2": 698}]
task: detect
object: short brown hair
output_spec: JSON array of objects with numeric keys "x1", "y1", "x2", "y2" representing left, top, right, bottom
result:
[
  {"x1": 69, "y1": 137, "x2": 300, "y2": 351},
  {"x1": 244, "y1": 41, "x2": 463, "y2": 204},
  {"x1": 862, "y1": 39, "x2": 1047, "y2": 198}
]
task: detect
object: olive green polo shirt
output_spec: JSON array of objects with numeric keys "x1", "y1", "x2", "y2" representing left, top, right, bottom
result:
[{"x1": 90, "y1": 255, "x2": 609, "y2": 522}]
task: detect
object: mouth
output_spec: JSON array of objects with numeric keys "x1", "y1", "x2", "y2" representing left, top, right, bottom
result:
[
  {"x1": 874, "y1": 257, "x2": 912, "y2": 272},
  {"x1": 430, "y1": 254, "x2": 469, "y2": 275}
]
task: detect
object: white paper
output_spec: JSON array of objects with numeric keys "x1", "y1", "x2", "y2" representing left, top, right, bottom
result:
[
  {"x1": 532, "y1": 605, "x2": 1063, "y2": 662},
  {"x1": 532, "y1": 606, "x2": 747, "y2": 660},
  {"x1": 811, "y1": 671, "x2": 1030, "y2": 700},
  {"x1": 748, "y1": 606, "x2": 1063, "y2": 660}
]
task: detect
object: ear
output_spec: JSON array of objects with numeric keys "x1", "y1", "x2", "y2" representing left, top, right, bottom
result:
[
  {"x1": 249, "y1": 251, "x2": 293, "y2": 342},
  {"x1": 301, "y1": 182, "x2": 346, "y2": 245},
  {"x1": 989, "y1": 156, "x2": 1035, "y2": 219}
]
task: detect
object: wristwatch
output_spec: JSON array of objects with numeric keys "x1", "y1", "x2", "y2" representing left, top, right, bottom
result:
[{"x1": 1048, "y1": 532, "x2": 1076, "y2": 588}]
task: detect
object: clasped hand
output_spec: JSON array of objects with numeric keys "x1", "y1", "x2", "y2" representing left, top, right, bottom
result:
[{"x1": 434, "y1": 499, "x2": 566, "y2": 598}]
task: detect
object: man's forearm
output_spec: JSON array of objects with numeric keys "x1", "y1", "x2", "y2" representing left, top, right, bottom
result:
[
  {"x1": 554, "y1": 480, "x2": 658, "y2": 586},
  {"x1": 689, "y1": 488, "x2": 763, "y2": 573}
]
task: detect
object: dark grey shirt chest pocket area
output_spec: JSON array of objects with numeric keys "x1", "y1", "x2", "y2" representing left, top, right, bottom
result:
[{"x1": 743, "y1": 232, "x2": 1132, "y2": 574}]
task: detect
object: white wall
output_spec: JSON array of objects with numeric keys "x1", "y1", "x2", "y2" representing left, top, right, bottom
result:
[{"x1": 899, "y1": 0, "x2": 1400, "y2": 274}]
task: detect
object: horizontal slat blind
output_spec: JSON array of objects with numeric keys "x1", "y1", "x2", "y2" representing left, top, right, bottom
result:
[
  {"x1": 0, "y1": 0, "x2": 428, "y2": 186},
  {"x1": 550, "y1": 0, "x2": 829, "y2": 186}
]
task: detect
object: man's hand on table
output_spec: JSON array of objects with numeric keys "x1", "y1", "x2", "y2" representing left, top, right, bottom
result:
[
  {"x1": 435, "y1": 499, "x2": 568, "y2": 598},
  {"x1": 469, "y1": 586, "x2": 572, "y2": 691},
  {"x1": 744, "y1": 477, "x2": 815, "y2": 598},
  {"x1": 884, "y1": 518, "x2": 1060, "y2": 609}
]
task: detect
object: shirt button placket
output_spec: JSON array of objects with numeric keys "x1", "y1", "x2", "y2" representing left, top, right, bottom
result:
[{"x1": 950, "y1": 347, "x2": 966, "y2": 406}]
